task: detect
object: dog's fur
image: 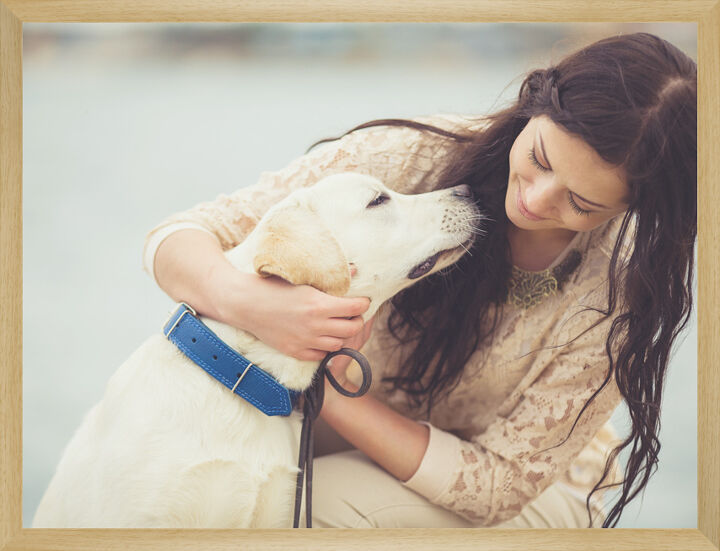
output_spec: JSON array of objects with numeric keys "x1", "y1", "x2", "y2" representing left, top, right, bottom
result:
[{"x1": 33, "y1": 172, "x2": 480, "y2": 528}]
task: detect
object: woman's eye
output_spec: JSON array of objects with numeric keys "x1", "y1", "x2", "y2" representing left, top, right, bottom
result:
[
  {"x1": 567, "y1": 192, "x2": 592, "y2": 216},
  {"x1": 527, "y1": 148, "x2": 551, "y2": 172},
  {"x1": 367, "y1": 194, "x2": 390, "y2": 208}
]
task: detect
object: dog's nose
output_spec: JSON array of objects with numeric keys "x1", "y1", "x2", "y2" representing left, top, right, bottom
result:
[{"x1": 451, "y1": 184, "x2": 473, "y2": 200}]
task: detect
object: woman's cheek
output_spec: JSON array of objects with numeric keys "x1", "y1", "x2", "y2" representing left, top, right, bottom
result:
[
  {"x1": 567, "y1": 219, "x2": 593, "y2": 232},
  {"x1": 567, "y1": 214, "x2": 612, "y2": 233}
]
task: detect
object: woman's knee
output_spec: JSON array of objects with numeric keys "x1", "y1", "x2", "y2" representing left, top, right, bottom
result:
[
  {"x1": 311, "y1": 450, "x2": 474, "y2": 528},
  {"x1": 310, "y1": 451, "x2": 381, "y2": 528}
]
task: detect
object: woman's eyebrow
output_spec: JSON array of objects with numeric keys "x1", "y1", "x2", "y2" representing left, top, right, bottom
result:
[
  {"x1": 537, "y1": 131, "x2": 554, "y2": 171},
  {"x1": 538, "y1": 131, "x2": 611, "y2": 210}
]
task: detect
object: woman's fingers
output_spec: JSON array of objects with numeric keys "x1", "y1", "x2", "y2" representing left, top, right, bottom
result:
[
  {"x1": 314, "y1": 336, "x2": 346, "y2": 352},
  {"x1": 336, "y1": 314, "x2": 376, "y2": 350},
  {"x1": 295, "y1": 349, "x2": 332, "y2": 362},
  {"x1": 322, "y1": 316, "x2": 366, "y2": 339},
  {"x1": 324, "y1": 295, "x2": 370, "y2": 319},
  {"x1": 285, "y1": 316, "x2": 377, "y2": 364},
  {"x1": 359, "y1": 316, "x2": 375, "y2": 342}
]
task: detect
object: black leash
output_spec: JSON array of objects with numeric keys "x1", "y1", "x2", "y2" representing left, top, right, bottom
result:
[{"x1": 292, "y1": 348, "x2": 372, "y2": 528}]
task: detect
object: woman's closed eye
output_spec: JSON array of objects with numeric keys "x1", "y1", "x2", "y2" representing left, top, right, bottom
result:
[
  {"x1": 528, "y1": 147, "x2": 592, "y2": 216},
  {"x1": 567, "y1": 193, "x2": 591, "y2": 216},
  {"x1": 527, "y1": 147, "x2": 551, "y2": 172}
]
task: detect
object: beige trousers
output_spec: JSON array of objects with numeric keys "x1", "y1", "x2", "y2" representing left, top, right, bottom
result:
[{"x1": 310, "y1": 418, "x2": 604, "y2": 529}]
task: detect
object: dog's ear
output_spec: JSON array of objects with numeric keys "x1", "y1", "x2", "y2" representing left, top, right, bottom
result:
[{"x1": 253, "y1": 204, "x2": 351, "y2": 296}]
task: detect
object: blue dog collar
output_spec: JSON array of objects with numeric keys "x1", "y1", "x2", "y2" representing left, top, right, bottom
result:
[{"x1": 162, "y1": 302, "x2": 300, "y2": 417}]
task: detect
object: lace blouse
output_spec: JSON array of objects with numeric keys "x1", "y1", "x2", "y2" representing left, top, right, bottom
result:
[{"x1": 142, "y1": 113, "x2": 632, "y2": 526}]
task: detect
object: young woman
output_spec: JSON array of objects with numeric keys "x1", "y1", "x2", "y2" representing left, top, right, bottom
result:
[{"x1": 144, "y1": 32, "x2": 697, "y2": 528}]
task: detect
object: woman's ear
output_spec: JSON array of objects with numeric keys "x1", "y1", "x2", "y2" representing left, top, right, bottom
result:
[{"x1": 253, "y1": 204, "x2": 352, "y2": 296}]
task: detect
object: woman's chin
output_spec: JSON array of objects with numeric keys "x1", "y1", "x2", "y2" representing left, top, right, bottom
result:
[{"x1": 506, "y1": 210, "x2": 537, "y2": 231}]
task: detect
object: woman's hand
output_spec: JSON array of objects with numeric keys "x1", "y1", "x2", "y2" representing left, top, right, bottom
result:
[{"x1": 209, "y1": 262, "x2": 371, "y2": 362}]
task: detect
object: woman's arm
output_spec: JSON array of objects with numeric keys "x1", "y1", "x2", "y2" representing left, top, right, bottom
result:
[
  {"x1": 153, "y1": 228, "x2": 236, "y2": 322},
  {"x1": 321, "y1": 378, "x2": 430, "y2": 482},
  {"x1": 318, "y1": 317, "x2": 429, "y2": 482},
  {"x1": 153, "y1": 228, "x2": 370, "y2": 362}
]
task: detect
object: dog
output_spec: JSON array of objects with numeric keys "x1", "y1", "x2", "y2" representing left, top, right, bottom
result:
[{"x1": 32, "y1": 172, "x2": 481, "y2": 528}]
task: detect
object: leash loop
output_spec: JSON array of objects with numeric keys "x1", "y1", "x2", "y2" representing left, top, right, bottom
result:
[
  {"x1": 293, "y1": 347, "x2": 372, "y2": 528},
  {"x1": 323, "y1": 348, "x2": 372, "y2": 398}
]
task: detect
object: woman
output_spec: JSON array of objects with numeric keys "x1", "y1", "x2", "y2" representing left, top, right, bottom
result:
[{"x1": 144, "y1": 33, "x2": 697, "y2": 528}]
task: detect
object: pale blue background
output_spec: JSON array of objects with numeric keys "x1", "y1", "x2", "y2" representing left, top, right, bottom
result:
[{"x1": 22, "y1": 22, "x2": 697, "y2": 528}]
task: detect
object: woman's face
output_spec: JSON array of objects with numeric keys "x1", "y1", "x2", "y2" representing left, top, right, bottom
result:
[{"x1": 506, "y1": 115, "x2": 630, "y2": 233}]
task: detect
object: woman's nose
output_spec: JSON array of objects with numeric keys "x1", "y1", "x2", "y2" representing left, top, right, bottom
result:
[{"x1": 525, "y1": 177, "x2": 561, "y2": 214}]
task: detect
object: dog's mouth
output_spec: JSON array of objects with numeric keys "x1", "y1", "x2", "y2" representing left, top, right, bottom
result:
[{"x1": 407, "y1": 238, "x2": 474, "y2": 280}]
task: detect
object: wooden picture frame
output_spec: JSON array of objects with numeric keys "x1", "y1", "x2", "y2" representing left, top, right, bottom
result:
[{"x1": 1, "y1": 2, "x2": 717, "y2": 550}]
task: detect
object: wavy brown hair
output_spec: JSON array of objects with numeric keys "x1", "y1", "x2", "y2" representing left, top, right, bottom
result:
[{"x1": 307, "y1": 33, "x2": 697, "y2": 528}]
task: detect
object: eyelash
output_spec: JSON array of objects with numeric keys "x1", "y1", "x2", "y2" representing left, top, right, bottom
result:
[
  {"x1": 527, "y1": 148, "x2": 591, "y2": 216},
  {"x1": 367, "y1": 194, "x2": 390, "y2": 208}
]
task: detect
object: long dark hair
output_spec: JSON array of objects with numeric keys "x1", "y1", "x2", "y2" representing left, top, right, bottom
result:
[{"x1": 308, "y1": 33, "x2": 697, "y2": 528}]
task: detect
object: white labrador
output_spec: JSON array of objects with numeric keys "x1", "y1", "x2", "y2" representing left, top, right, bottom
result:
[{"x1": 33, "y1": 172, "x2": 482, "y2": 528}]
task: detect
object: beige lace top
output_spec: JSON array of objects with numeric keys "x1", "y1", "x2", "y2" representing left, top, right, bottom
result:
[{"x1": 143, "y1": 114, "x2": 632, "y2": 526}]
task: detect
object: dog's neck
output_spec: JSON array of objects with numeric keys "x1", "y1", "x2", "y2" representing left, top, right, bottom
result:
[
  {"x1": 199, "y1": 316, "x2": 318, "y2": 392},
  {"x1": 198, "y1": 237, "x2": 380, "y2": 393}
]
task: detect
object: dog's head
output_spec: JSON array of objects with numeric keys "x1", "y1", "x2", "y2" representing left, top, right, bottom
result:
[{"x1": 242, "y1": 172, "x2": 483, "y2": 319}]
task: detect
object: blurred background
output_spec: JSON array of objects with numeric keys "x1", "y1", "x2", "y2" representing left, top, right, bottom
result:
[{"x1": 22, "y1": 22, "x2": 697, "y2": 528}]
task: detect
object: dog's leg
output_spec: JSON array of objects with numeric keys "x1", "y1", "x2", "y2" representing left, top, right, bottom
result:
[
  {"x1": 250, "y1": 465, "x2": 299, "y2": 528},
  {"x1": 150, "y1": 459, "x2": 262, "y2": 528}
]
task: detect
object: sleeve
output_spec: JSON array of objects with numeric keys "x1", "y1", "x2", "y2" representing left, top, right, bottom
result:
[
  {"x1": 141, "y1": 116, "x2": 462, "y2": 284},
  {"x1": 402, "y1": 313, "x2": 624, "y2": 526}
]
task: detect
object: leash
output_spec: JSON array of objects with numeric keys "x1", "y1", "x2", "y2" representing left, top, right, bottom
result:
[{"x1": 293, "y1": 348, "x2": 372, "y2": 529}]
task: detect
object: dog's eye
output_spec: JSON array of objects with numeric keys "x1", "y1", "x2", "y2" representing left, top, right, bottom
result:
[{"x1": 367, "y1": 194, "x2": 390, "y2": 208}]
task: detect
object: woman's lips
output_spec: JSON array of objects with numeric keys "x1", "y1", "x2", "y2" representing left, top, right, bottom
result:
[{"x1": 516, "y1": 186, "x2": 545, "y2": 221}]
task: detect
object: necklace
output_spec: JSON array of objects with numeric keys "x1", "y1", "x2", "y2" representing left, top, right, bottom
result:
[{"x1": 507, "y1": 249, "x2": 583, "y2": 309}]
